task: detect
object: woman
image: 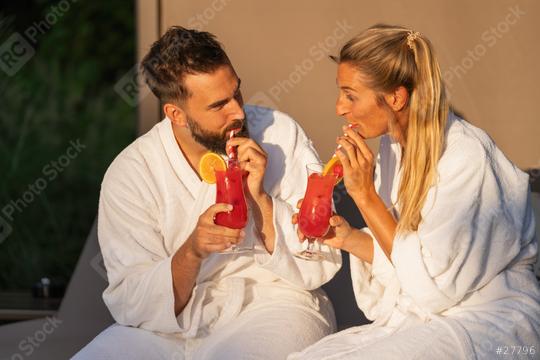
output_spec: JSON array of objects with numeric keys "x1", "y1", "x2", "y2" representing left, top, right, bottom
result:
[{"x1": 290, "y1": 24, "x2": 540, "y2": 359}]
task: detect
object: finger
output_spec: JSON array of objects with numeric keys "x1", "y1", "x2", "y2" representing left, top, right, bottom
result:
[
  {"x1": 229, "y1": 138, "x2": 266, "y2": 157},
  {"x1": 226, "y1": 137, "x2": 249, "y2": 147},
  {"x1": 329, "y1": 215, "x2": 344, "y2": 227},
  {"x1": 237, "y1": 146, "x2": 266, "y2": 165},
  {"x1": 296, "y1": 198, "x2": 303, "y2": 209},
  {"x1": 337, "y1": 137, "x2": 359, "y2": 165},
  {"x1": 203, "y1": 231, "x2": 244, "y2": 245},
  {"x1": 296, "y1": 227, "x2": 306, "y2": 241},
  {"x1": 207, "y1": 224, "x2": 245, "y2": 239},
  {"x1": 335, "y1": 146, "x2": 351, "y2": 173},
  {"x1": 204, "y1": 242, "x2": 236, "y2": 253},
  {"x1": 292, "y1": 213, "x2": 298, "y2": 224},
  {"x1": 242, "y1": 157, "x2": 266, "y2": 173},
  {"x1": 344, "y1": 127, "x2": 373, "y2": 161},
  {"x1": 206, "y1": 203, "x2": 234, "y2": 218}
]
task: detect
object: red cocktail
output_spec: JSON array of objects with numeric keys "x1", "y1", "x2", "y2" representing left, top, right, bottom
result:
[
  {"x1": 214, "y1": 161, "x2": 248, "y2": 229},
  {"x1": 295, "y1": 163, "x2": 336, "y2": 261}
]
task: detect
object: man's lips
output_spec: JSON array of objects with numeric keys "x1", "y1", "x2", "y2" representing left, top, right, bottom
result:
[{"x1": 227, "y1": 128, "x2": 241, "y2": 136}]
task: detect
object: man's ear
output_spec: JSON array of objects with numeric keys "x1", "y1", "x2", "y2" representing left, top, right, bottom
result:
[
  {"x1": 383, "y1": 86, "x2": 409, "y2": 112},
  {"x1": 163, "y1": 102, "x2": 187, "y2": 127}
]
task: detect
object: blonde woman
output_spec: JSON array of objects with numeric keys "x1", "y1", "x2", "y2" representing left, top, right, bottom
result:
[{"x1": 290, "y1": 24, "x2": 540, "y2": 359}]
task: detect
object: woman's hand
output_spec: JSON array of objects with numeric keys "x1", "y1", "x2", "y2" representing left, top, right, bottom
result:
[
  {"x1": 336, "y1": 125, "x2": 377, "y2": 202},
  {"x1": 291, "y1": 199, "x2": 355, "y2": 251}
]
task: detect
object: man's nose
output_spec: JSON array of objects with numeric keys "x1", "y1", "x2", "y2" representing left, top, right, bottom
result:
[{"x1": 229, "y1": 97, "x2": 245, "y2": 120}]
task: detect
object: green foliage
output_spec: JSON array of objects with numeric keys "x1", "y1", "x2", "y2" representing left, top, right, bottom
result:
[{"x1": 0, "y1": 1, "x2": 136, "y2": 290}]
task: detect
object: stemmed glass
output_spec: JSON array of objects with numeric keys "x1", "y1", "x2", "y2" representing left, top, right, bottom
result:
[
  {"x1": 214, "y1": 159, "x2": 252, "y2": 253},
  {"x1": 294, "y1": 163, "x2": 336, "y2": 261}
]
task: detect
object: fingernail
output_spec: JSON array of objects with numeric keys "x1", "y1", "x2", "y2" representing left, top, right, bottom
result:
[
  {"x1": 240, "y1": 230, "x2": 246, "y2": 237},
  {"x1": 227, "y1": 205, "x2": 233, "y2": 211}
]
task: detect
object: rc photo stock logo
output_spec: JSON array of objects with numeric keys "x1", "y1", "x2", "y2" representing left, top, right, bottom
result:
[
  {"x1": 0, "y1": 33, "x2": 35, "y2": 76},
  {"x1": 114, "y1": 63, "x2": 152, "y2": 107}
]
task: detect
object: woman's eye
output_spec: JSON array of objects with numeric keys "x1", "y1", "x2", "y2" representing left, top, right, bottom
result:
[{"x1": 346, "y1": 94, "x2": 356, "y2": 102}]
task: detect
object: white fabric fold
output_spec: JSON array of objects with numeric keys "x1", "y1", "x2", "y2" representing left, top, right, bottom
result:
[
  {"x1": 289, "y1": 113, "x2": 540, "y2": 360},
  {"x1": 97, "y1": 105, "x2": 341, "y2": 342}
]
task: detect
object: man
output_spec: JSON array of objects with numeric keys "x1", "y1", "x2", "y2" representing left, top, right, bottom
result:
[{"x1": 73, "y1": 27, "x2": 341, "y2": 359}]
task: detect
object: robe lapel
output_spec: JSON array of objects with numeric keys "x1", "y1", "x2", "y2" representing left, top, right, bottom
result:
[{"x1": 158, "y1": 117, "x2": 202, "y2": 199}]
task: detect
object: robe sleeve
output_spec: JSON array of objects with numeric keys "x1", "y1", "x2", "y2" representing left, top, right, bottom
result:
[
  {"x1": 349, "y1": 227, "x2": 398, "y2": 320},
  {"x1": 253, "y1": 115, "x2": 342, "y2": 290},
  {"x1": 98, "y1": 158, "x2": 181, "y2": 333},
  {"x1": 392, "y1": 136, "x2": 530, "y2": 314}
]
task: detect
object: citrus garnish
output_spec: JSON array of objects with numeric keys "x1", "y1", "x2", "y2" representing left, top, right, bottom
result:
[
  {"x1": 322, "y1": 156, "x2": 343, "y2": 184},
  {"x1": 199, "y1": 152, "x2": 227, "y2": 184}
]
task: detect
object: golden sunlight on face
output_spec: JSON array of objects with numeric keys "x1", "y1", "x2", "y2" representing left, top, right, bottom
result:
[
  {"x1": 336, "y1": 62, "x2": 390, "y2": 139},
  {"x1": 183, "y1": 65, "x2": 245, "y2": 133}
]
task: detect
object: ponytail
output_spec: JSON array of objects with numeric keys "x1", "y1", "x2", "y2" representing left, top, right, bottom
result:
[{"x1": 336, "y1": 24, "x2": 449, "y2": 232}]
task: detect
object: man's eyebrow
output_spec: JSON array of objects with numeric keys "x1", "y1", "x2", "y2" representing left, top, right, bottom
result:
[{"x1": 206, "y1": 78, "x2": 242, "y2": 110}]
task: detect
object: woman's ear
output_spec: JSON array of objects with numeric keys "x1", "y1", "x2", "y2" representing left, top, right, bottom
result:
[
  {"x1": 163, "y1": 103, "x2": 187, "y2": 127},
  {"x1": 384, "y1": 86, "x2": 409, "y2": 112}
]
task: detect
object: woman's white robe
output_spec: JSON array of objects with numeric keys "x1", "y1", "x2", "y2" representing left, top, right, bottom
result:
[
  {"x1": 74, "y1": 106, "x2": 341, "y2": 360},
  {"x1": 290, "y1": 114, "x2": 540, "y2": 360}
]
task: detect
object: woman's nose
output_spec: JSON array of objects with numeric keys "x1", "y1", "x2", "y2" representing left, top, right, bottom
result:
[{"x1": 336, "y1": 97, "x2": 348, "y2": 116}]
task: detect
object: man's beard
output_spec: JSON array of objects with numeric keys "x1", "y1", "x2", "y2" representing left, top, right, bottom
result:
[{"x1": 186, "y1": 116, "x2": 249, "y2": 155}]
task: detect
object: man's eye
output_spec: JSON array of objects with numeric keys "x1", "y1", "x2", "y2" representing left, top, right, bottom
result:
[{"x1": 213, "y1": 102, "x2": 226, "y2": 111}]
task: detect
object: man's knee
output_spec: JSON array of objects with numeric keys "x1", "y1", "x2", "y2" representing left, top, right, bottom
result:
[{"x1": 73, "y1": 324, "x2": 184, "y2": 360}]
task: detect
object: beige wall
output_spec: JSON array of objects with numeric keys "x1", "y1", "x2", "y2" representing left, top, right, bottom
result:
[{"x1": 137, "y1": 0, "x2": 540, "y2": 169}]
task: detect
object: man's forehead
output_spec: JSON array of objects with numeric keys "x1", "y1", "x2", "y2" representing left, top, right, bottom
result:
[{"x1": 184, "y1": 66, "x2": 239, "y2": 101}]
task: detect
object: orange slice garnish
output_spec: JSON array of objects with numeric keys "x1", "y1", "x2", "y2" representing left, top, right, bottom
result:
[
  {"x1": 199, "y1": 152, "x2": 227, "y2": 184},
  {"x1": 322, "y1": 156, "x2": 343, "y2": 184}
]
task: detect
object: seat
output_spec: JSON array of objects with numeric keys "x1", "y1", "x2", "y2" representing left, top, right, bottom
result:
[
  {"x1": 0, "y1": 221, "x2": 114, "y2": 359},
  {"x1": 0, "y1": 184, "x2": 372, "y2": 359}
]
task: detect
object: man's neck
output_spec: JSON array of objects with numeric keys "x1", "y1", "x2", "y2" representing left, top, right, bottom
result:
[{"x1": 171, "y1": 123, "x2": 208, "y2": 178}]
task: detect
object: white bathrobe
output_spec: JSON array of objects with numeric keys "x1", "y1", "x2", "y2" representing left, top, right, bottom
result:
[
  {"x1": 74, "y1": 105, "x2": 341, "y2": 360},
  {"x1": 290, "y1": 113, "x2": 540, "y2": 360}
]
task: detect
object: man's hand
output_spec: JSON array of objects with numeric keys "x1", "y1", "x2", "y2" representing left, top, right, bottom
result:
[
  {"x1": 186, "y1": 203, "x2": 245, "y2": 259},
  {"x1": 226, "y1": 137, "x2": 267, "y2": 200},
  {"x1": 226, "y1": 137, "x2": 276, "y2": 253}
]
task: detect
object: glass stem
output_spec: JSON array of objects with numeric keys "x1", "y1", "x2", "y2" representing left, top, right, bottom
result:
[{"x1": 306, "y1": 240, "x2": 315, "y2": 253}]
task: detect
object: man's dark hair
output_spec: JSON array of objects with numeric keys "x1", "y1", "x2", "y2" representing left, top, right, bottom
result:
[{"x1": 141, "y1": 26, "x2": 231, "y2": 103}]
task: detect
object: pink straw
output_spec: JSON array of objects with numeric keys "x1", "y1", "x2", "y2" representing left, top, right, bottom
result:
[{"x1": 227, "y1": 129, "x2": 239, "y2": 160}]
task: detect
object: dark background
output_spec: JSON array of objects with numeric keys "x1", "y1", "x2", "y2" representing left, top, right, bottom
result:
[{"x1": 0, "y1": 1, "x2": 136, "y2": 293}]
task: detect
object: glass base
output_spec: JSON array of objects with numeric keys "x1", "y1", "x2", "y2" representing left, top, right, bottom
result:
[
  {"x1": 217, "y1": 244, "x2": 253, "y2": 254},
  {"x1": 294, "y1": 249, "x2": 323, "y2": 261}
]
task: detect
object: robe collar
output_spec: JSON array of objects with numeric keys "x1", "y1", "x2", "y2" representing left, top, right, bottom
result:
[{"x1": 158, "y1": 117, "x2": 206, "y2": 199}]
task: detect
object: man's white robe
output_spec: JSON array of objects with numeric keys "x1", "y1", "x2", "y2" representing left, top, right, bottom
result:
[
  {"x1": 290, "y1": 114, "x2": 540, "y2": 359},
  {"x1": 74, "y1": 106, "x2": 341, "y2": 359}
]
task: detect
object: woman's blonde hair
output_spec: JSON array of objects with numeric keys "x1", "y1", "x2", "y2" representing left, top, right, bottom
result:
[{"x1": 334, "y1": 24, "x2": 449, "y2": 233}]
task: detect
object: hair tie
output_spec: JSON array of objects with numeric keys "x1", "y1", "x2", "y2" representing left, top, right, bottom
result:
[{"x1": 407, "y1": 30, "x2": 420, "y2": 50}]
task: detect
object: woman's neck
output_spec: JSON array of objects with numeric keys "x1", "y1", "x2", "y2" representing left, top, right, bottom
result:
[{"x1": 389, "y1": 109, "x2": 408, "y2": 149}]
